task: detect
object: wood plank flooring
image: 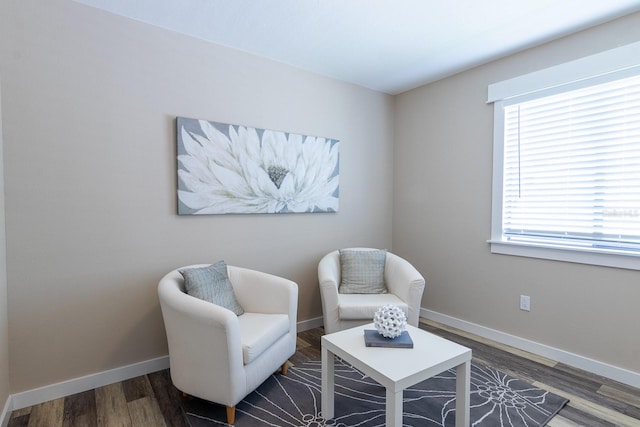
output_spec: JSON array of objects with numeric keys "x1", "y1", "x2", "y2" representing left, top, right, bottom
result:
[{"x1": 8, "y1": 319, "x2": 640, "y2": 426}]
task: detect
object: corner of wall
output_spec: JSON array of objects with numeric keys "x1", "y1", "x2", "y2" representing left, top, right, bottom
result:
[
  {"x1": 0, "y1": 75, "x2": 12, "y2": 427},
  {"x1": 0, "y1": 395, "x2": 12, "y2": 427}
]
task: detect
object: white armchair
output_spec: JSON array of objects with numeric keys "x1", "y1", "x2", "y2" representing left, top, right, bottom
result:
[
  {"x1": 318, "y1": 248, "x2": 425, "y2": 334},
  {"x1": 158, "y1": 264, "x2": 298, "y2": 425}
]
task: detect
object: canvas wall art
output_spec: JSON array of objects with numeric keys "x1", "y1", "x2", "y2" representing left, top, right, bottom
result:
[{"x1": 176, "y1": 117, "x2": 340, "y2": 215}]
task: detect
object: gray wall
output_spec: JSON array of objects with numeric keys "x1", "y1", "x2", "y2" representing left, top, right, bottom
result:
[
  {"x1": 2, "y1": 0, "x2": 639, "y2": 399},
  {"x1": 393, "y1": 11, "x2": 640, "y2": 373},
  {"x1": 0, "y1": 0, "x2": 394, "y2": 392}
]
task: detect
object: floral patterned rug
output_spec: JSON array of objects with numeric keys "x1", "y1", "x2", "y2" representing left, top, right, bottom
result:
[{"x1": 183, "y1": 359, "x2": 568, "y2": 426}]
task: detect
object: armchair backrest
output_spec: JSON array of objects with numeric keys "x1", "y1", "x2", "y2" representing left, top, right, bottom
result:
[
  {"x1": 318, "y1": 248, "x2": 425, "y2": 292},
  {"x1": 318, "y1": 248, "x2": 426, "y2": 332}
]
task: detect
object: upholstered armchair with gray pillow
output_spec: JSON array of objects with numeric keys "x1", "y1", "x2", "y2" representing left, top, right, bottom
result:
[
  {"x1": 158, "y1": 262, "x2": 298, "y2": 425},
  {"x1": 318, "y1": 248, "x2": 425, "y2": 334}
]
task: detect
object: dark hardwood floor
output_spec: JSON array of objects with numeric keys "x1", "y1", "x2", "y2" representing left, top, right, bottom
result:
[{"x1": 8, "y1": 319, "x2": 640, "y2": 426}]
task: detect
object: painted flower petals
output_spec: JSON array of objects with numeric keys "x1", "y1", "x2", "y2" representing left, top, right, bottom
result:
[{"x1": 177, "y1": 118, "x2": 339, "y2": 214}]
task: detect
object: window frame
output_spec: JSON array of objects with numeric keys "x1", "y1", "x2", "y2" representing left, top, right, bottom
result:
[{"x1": 488, "y1": 41, "x2": 640, "y2": 270}]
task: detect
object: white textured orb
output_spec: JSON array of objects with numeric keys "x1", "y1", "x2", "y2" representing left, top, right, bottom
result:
[{"x1": 373, "y1": 304, "x2": 407, "y2": 338}]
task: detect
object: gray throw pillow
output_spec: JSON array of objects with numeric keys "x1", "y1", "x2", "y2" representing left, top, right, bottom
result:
[
  {"x1": 339, "y1": 249, "x2": 387, "y2": 294},
  {"x1": 180, "y1": 260, "x2": 244, "y2": 315}
]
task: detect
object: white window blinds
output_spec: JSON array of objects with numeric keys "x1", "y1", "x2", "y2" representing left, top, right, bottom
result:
[{"x1": 502, "y1": 73, "x2": 640, "y2": 251}]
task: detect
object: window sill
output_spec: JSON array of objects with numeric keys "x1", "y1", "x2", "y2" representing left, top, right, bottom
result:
[{"x1": 488, "y1": 239, "x2": 640, "y2": 271}]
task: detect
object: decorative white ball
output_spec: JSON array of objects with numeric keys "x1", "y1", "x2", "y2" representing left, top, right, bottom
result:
[{"x1": 373, "y1": 304, "x2": 407, "y2": 338}]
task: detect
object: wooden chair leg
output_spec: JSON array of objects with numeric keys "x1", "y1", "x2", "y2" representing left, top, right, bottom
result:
[
  {"x1": 226, "y1": 406, "x2": 236, "y2": 425},
  {"x1": 281, "y1": 361, "x2": 288, "y2": 375}
]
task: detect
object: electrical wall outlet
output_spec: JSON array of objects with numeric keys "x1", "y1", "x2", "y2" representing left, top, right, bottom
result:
[{"x1": 520, "y1": 295, "x2": 531, "y2": 311}]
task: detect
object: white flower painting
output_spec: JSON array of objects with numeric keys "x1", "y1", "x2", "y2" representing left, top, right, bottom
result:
[{"x1": 176, "y1": 117, "x2": 339, "y2": 215}]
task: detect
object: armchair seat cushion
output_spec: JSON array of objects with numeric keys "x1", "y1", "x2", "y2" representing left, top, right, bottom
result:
[
  {"x1": 238, "y1": 313, "x2": 290, "y2": 364},
  {"x1": 338, "y1": 294, "x2": 408, "y2": 320}
]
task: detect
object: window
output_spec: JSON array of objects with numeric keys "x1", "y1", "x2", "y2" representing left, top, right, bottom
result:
[{"x1": 488, "y1": 41, "x2": 640, "y2": 270}]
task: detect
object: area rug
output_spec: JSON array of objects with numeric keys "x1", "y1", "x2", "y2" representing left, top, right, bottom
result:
[{"x1": 183, "y1": 359, "x2": 568, "y2": 426}]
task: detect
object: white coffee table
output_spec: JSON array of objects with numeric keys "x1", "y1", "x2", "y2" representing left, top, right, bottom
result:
[{"x1": 321, "y1": 323, "x2": 472, "y2": 427}]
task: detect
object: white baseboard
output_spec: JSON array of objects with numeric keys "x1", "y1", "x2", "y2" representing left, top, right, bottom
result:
[
  {"x1": 297, "y1": 316, "x2": 323, "y2": 332},
  {"x1": 11, "y1": 356, "x2": 169, "y2": 411},
  {"x1": 7, "y1": 317, "x2": 324, "y2": 412},
  {"x1": 1, "y1": 395, "x2": 11, "y2": 427},
  {"x1": 14, "y1": 311, "x2": 636, "y2": 416},
  {"x1": 421, "y1": 308, "x2": 640, "y2": 389}
]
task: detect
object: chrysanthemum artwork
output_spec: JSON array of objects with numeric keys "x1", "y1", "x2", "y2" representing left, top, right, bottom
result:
[{"x1": 176, "y1": 117, "x2": 340, "y2": 215}]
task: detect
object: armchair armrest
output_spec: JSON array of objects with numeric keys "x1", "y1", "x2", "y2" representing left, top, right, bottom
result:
[
  {"x1": 318, "y1": 251, "x2": 341, "y2": 333},
  {"x1": 384, "y1": 253, "x2": 425, "y2": 300},
  {"x1": 384, "y1": 253, "x2": 425, "y2": 325},
  {"x1": 229, "y1": 266, "x2": 298, "y2": 353},
  {"x1": 318, "y1": 250, "x2": 340, "y2": 291},
  {"x1": 230, "y1": 266, "x2": 298, "y2": 318}
]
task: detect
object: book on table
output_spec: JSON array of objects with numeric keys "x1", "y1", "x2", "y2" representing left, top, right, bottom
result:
[{"x1": 363, "y1": 329, "x2": 414, "y2": 348}]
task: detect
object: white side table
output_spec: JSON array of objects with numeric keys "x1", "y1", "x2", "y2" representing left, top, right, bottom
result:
[{"x1": 321, "y1": 323, "x2": 472, "y2": 427}]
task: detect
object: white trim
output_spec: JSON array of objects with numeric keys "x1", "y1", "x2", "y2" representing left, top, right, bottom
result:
[
  {"x1": 488, "y1": 43, "x2": 640, "y2": 268},
  {"x1": 487, "y1": 40, "x2": 640, "y2": 102},
  {"x1": 5, "y1": 312, "x2": 639, "y2": 413},
  {"x1": 0, "y1": 395, "x2": 11, "y2": 427},
  {"x1": 297, "y1": 316, "x2": 324, "y2": 332},
  {"x1": 6, "y1": 317, "x2": 324, "y2": 411},
  {"x1": 421, "y1": 308, "x2": 640, "y2": 389},
  {"x1": 11, "y1": 356, "x2": 169, "y2": 410},
  {"x1": 490, "y1": 100, "x2": 506, "y2": 243},
  {"x1": 489, "y1": 240, "x2": 640, "y2": 271}
]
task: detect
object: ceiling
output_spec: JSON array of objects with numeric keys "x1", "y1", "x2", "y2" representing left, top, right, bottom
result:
[{"x1": 75, "y1": 0, "x2": 640, "y2": 94}]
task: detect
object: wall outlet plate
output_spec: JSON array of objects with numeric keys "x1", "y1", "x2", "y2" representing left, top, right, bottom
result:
[{"x1": 520, "y1": 295, "x2": 531, "y2": 311}]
